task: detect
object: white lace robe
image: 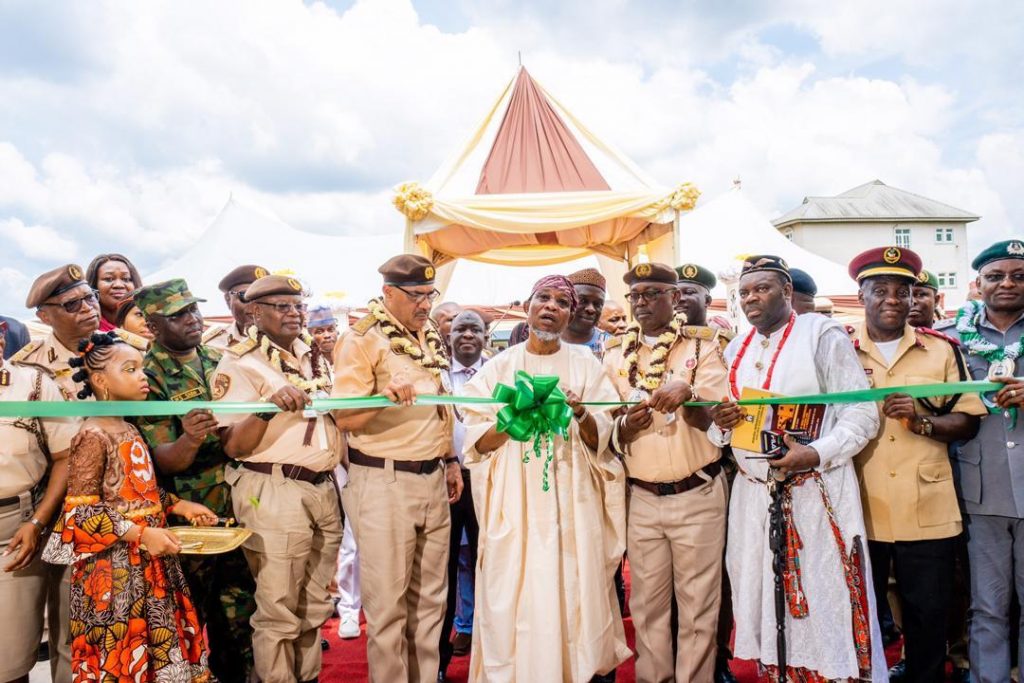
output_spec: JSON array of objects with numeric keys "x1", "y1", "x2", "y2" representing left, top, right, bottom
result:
[
  {"x1": 461, "y1": 343, "x2": 632, "y2": 683},
  {"x1": 709, "y1": 313, "x2": 887, "y2": 681}
]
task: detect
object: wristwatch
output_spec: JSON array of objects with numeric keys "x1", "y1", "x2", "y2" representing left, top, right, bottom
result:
[{"x1": 917, "y1": 417, "x2": 934, "y2": 437}]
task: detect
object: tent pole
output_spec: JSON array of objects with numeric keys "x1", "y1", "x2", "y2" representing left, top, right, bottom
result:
[{"x1": 403, "y1": 217, "x2": 416, "y2": 254}]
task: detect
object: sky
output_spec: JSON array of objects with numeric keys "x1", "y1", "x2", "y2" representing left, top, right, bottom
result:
[{"x1": 0, "y1": 0, "x2": 1021, "y2": 313}]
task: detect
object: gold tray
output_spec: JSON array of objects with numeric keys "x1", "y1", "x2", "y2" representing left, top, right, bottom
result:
[{"x1": 165, "y1": 526, "x2": 252, "y2": 555}]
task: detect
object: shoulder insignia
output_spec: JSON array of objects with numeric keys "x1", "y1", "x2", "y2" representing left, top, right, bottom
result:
[
  {"x1": 916, "y1": 326, "x2": 961, "y2": 347},
  {"x1": 58, "y1": 384, "x2": 72, "y2": 401},
  {"x1": 8, "y1": 339, "x2": 43, "y2": 365},
  {"x1": 114, "y1": 328, "x2": 149, "y2": 351},
  {"x1": 0, "y1": 368, "x2": 9, "y2": 386},
  {"x1": 350, "y1": 315, "x2": 377, "y2": 336},
  {"x1": 604, "y1": 335, "x2": 623, "y2": 349},
  {"x1": 47, "y1": 347, "x2": 57, "y2": 363},
  {"x1": 211, "y1": 373, "x2": 231, "y2": 400},
  {"x1": 715, "y1": 327, "x2": 736, "y2": 342},
  {"x1": 227, "y1": 337, "x2": 258, "y2": 357},
  {"x1": 201, "y1": 326, "x2": 225, "y2": 343},
  {"x1": 682, "y1": 325, "x2": 716, "y2": 341},
  {"x1": 932, "y1": 318, "x2": 956, "y2": 331}
]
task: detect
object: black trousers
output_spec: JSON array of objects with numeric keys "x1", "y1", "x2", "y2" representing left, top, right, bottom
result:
[
  {"x1": 439, "y1": 468, "x2": 479, "y2": 674},
  {"x1": 869, "y1": 537, "x2": 956, "y2": 682}
]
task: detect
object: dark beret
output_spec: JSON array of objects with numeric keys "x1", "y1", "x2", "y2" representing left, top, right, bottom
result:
[
  {"x1": 218, "y1": 265, "x2": 270, "y2": 293},
  {"x1": 623, "y1": 262, "x2": 678, "y2": 286},
  {"x1": 25, "y1": 264, "x2": 89, "y2": 308},
  {"x1": 379, "y1": 254, "x2": 436, "y2": 286},
  {"x1": 675, "y1": 263, "x2": 716, "y2": 290},
  {"x1": 789, "y1": 268, "x2": 817, "y2": 297}
]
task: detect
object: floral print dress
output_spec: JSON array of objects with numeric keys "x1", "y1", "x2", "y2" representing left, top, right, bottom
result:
[{"x1": 43, "y1": 425, "x2": 210, "y2": 682}]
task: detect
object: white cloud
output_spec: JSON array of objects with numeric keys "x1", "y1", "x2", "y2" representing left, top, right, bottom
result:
[
  {"x1": 0, "y1": 217, "x2": 78, "y2": 260},
  {"x1": 0, "y1": 0, "x2": 1019, "y2": 315}
]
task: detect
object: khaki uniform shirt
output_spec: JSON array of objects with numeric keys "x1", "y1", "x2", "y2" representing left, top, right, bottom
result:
[
  {"x1": 602, "y1": 326, "x2": 729, "y2": 483},
  {"x1": 852, "y1": 322, "x2": 986, "y2": 542},
  {"x1": 10, "y1": 332, "x2": 85, "y2": 401},
  {"x1": 213, "y1": 336, "x2": 340, "y2": 472},
  {"x1": 333, "y1": 309, "x2": 452, "y2": 461},
  {"x1": 0, "y1": 363, "x2": 79, "y2": 497},
  {"x1": 202, "y1": 323, "x2": 246, "y2": 353}
]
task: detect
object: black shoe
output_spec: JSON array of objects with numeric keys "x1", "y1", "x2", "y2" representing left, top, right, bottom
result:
[
  {"x1": 37, "y1": 641, "x2": 50, "y2": 662},
  {"x1": 437, "y1": 671, "x2": 447, "y2": 682},
  {"x1": 714, "y1": 662, "x2": 738, "y2": 683},
  {"x1": 888, "y1": 659, "x2": 907, "y2": 681},
  {"x1": 951, "y1": 666, "x2": 971, "y2": 683},
  {"x1": 321, "y1": 638, "x2": 330, "y2": 651},
  {"x1": 882, "y1": 623, "x2": 902, "y2": 647}
]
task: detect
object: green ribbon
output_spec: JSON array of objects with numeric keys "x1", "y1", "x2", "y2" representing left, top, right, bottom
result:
[
  {"x1": 491, "y1": 371, "x2": 574, "y2": 492},
  {"x1": 0, "y1": 379, "x2": 1007, "y2": 419},
  {"x1": 680, "y1": 380, "x2": 1005, "y2": 407}
]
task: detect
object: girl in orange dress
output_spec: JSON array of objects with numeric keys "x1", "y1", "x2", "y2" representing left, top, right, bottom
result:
[{"x1": 43, "y1": 332, "x2": 216, "y2": 682}]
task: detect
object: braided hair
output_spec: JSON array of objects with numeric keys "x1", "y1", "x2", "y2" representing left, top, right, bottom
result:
[{"x1": 68, "y1": 332, "x2": 125, "y2": 400}]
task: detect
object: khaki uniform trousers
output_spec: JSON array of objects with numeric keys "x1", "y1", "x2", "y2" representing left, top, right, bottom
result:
[
  {"x1": 0, "y1": 500, "x2": 47, "y2": 681},
  {"x1": 47, "y1": 563, "x2": 72, "y2": 683},
  {"x1": 628, "y1": 472, "x2": 728, "y2": 683},
  {"x1": 228, "y1": 466, "x2": 342, "y2": 683},
  {"x1": 342, "y1": 461, "x2": 450, "y2": 683}
]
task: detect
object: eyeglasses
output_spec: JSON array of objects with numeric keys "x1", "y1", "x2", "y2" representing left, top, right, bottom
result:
[
  {"x1": 41, "y1": 291, "x2": 99, "y2": 314},
  {"x1": 981, "y1": 272, "x2": 1024, "y2": 285},
  {"x1": 255, "y1": 302, "x2": 307, "y2": 315},
  {"x1": 625, "y1": 289, "x2": 674, "y2": 305},
  {"x1": 393, "y1": 285, "x2": 441, "y2": 303}
]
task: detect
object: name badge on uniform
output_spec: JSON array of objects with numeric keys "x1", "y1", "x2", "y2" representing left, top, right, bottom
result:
[
  {"x1": 303, "y1": 390, "x2": 329, "y2": 419},
  {"x1": 988, "y1": 357, "x2": 1015, "y2": 381}
]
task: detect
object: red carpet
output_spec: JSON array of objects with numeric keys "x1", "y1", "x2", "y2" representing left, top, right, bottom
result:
[{"x1": 319, "y1": 560, "x2": 907, "y2": 682}]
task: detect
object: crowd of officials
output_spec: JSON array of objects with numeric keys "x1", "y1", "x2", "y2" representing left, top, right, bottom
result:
[{"x1": 1, "y1": 238, "x2": 1024, "y2": 683}]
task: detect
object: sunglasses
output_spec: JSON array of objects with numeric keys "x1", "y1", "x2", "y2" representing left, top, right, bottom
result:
[
  {"x1": 625, "y1": 289, "x2": 674, "y2": 305},
  {"x1": 255, "y1": 301, "x2": 308, "y2": 315},
  {"x1": 393, "y1": 285, "x2": 441, "y2": 303},
  {"x1": 41, "y1": 291, "x2": 100, "y2": 314}
]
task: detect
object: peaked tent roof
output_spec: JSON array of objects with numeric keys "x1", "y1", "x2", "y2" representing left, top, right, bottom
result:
[
  {"x1": 677, "y1": 188, "x2": 857, "y2": 297},
  {"x1": 395, "y1": 67, "x2": 696, "y2": 266},
  {"x1": 146, "y1": 197, "x2": 403, "y2": 315},
  {"x1": 772, "y1": 179, "x2": 980, "y2": 228}
]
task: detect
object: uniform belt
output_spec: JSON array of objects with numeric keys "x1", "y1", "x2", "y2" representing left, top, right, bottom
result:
[
  {"x1": 241, "y1": 461, "x2": 334, "y2": 485},
  {"x1": 628, "y1": 460, "x2": 722, "y2": 496},
  {"x1": 349, "y1": 448, "x2": 443, "y2": 475},
  {"x1": 0, "y1": 495, "x2": 21, "y2": 509}
]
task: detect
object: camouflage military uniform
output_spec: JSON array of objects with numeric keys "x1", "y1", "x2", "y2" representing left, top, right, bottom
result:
[{"x1": 136, "y1": 340, "x2": 256, "y2": 683}]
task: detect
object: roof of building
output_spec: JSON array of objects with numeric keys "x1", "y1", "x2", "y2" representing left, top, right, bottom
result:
[{"x1": 772, "y1": 180, "x2": 979, "y2": 228}]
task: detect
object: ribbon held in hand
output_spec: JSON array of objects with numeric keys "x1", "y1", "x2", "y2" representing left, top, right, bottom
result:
[{"x1": 492, "y1": 371, "x2": 574, "y2": 491}]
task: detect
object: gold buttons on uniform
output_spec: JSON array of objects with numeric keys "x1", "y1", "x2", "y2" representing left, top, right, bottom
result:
[
  {"x1": 888, "y1": 435, "x2": 896, "y2": 442},
  {"x1": 889, "y1": 471, "x2": 897, "y2": 477},
  {"x1": 887, "y1": 370, "x2": 894, "y2": 377}
]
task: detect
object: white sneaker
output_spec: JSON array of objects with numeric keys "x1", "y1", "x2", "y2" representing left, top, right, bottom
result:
[{"x1": 338, "y1": 612, "x2": 361, "y2": 639}]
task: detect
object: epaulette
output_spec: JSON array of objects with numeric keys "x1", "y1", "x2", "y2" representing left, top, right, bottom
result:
[
  {"x1": 681, "y1": 325, "x2": 717, "y2": 341},
  {"x1": 114, "y1": 328, "x2": 149, "y2": 351},
  {"x1": 716, "y1": 327, "x2": 736, "y2": 342},
  {"x1": 932, "y1": 318, "x2": 957, "y2": 331},
  {"x1": 226, "y1": 337, "x2": 259, "y2": 357},
  {"x1": 201, "y1": 325, "x2": 225, "y2": 344},
  {"x1": 8, "y1": 339, "x2": 43, "y2": 365},
  {"x1": 916, "y1": 326, "x2": 961, "y2": 347},
  {"x1": 604, "y1": 335, "x2": 623, "y2": 349},
  {"x1": 350, "y1": 315, "x2": 378, "y2": 336}
]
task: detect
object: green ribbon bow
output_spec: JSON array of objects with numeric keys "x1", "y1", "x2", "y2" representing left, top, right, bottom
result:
[{"x1": 492, "y1": 371, "x2": 574, "y2": 491}]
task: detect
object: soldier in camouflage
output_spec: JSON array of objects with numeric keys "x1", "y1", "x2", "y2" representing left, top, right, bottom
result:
[{"x1": 132, "y1": 278, "x2": 257, "y2": 683}]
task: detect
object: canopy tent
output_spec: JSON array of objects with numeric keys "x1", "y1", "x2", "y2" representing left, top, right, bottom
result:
[
  {"x1": 146, "y1": 197, "x2": 403, "y2": 315},
  {"x1": 392, "y1": 67, "x2": 699, "y2": 289},
  {"x1": 675, "y1": 186, "x2": 857, "y2": 298}
]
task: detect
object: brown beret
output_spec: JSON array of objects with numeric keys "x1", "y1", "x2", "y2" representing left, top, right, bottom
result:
[
  {"x1": 623, "y1": 262, "x2": 677, "y2": 286},
  {"x1": 379, "y1": 254, "x2": 435, "y2": 286},
  {"x1": 218, "y1": 264, "x2": 270, "y2": 293},
  {"x1": 26, "y1": 264, "x2": 89, "y2": 308},
  {"x1": 242, "y1": 275, "x2": 306, "y2": 301},
  {"x1": 568, "y1": 268, "x2": 606, "y2": 291}
]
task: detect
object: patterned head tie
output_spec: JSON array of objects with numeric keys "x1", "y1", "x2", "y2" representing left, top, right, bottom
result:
[{"x1": 529, "y1": 275, "x2": 579, "y2": 313}]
